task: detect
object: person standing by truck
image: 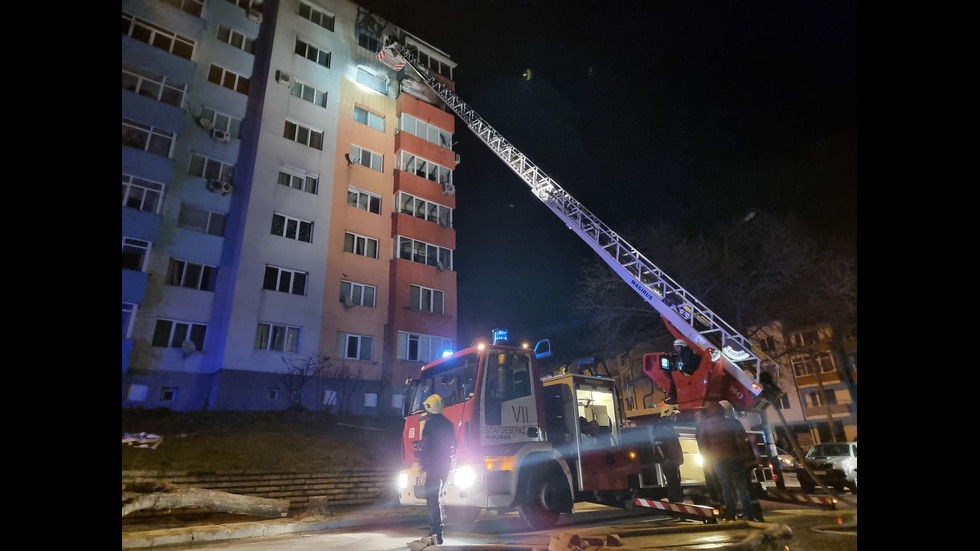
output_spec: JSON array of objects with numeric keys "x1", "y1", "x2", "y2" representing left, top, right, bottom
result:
[
  {"x1": 419, "y1": 394, "x2": 456, "y2": 545},
  {"x1": 651, "y1": 406, "x2": 685, "y2": 502},
  {"x1": 699, "y1": 401, "x2": 758, "y2": 521}
]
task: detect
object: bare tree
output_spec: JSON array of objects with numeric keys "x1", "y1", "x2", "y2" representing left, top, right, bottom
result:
[
  {"x1": 322, "y1": 361, "x2": 363, "y2": 415},
  {"x1": 279, "y1": 354, "x2": 328, "y2": 409}
]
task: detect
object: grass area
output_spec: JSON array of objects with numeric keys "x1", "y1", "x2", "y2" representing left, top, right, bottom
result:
[{"x1": 122, "y1": 407, "x2": 404, "y2": 473}]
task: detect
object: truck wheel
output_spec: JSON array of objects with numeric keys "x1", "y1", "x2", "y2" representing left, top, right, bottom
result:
[
  {"x1": 445, "y1": 505, "x2": 481, "y2": 525},
  {"x1": 518, "y1": 469, "x2": 567, "y2": 530}
]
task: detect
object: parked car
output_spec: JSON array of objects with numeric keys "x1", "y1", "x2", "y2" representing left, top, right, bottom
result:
[
  {"x1": 797, "y1": 441, "x2": 857, "y2": 494},
  {"x1": 774, "y1": 447, "x2": 798, "y2": 471}
]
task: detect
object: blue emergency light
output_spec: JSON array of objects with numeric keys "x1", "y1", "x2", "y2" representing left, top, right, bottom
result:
[{"x1": 491, "y1": 328, "x2": 508, "y2": 344}]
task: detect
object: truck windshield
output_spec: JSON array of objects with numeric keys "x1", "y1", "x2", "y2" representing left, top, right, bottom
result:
[{"x1": 408, "y1": 351, "x2": 480, "y2": 414}]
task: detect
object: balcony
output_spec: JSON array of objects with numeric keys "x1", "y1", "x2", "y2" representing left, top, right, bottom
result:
[{"x1": 802, "y1": 402, "x2": 853, "y2": 418}]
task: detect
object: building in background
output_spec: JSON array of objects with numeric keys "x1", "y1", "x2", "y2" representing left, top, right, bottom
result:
[
  {"x1": 753, "y1": 321, "x2": 857, "y2": 448},
  {"x1": 123, "y1": 0, "x2": 459, "y2": 414}
]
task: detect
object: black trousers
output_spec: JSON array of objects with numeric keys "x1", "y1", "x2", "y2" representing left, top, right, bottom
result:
[
  {"x1": 425, "y1": 469, "x2": 448, "y2": 535},
  {"x1": 662, "y1": 461, "x2": 684, "y2": 502}
]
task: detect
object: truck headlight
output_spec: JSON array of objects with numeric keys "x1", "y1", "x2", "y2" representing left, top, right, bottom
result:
[
  {"x1": 454, "y1": 466, "x2": 477, "y2": 489},
  {"x1": 397, "y1": 472, "x2": 409, "y2": 489}
]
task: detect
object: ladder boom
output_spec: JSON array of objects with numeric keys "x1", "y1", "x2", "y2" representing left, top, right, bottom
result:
[{"x1": 381, "y1": 36, "x2": 776, "y2": 410}]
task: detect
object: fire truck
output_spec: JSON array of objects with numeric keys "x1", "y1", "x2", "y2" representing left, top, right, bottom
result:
[{"x1": 380, "y1": 36, "x2": 781, "y2": 528}]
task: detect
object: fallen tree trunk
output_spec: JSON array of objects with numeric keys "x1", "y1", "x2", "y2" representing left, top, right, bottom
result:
[{"x1": 122, "y1": 487, "x2": 290, "y2": 518}]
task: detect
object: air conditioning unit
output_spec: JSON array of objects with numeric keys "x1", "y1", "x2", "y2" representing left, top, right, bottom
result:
[
  {"x1": 455, "y1": 153, "x2": 461, "y2": 166},
  {"x1": 210, "y1": 128, "x2": 232, "y2": 143},
  {"x1": 247, "y1": 8, "x2": 263, "y2": 23},
  {"x1": 275, "y1": 70, "x2": 292, "y2": 87},
  {"x1": 207, "y1": 179, "x2": 224, "y2": 193},
  {"x1": 221, "y1": 182, "x2": 235, "y2": 196},
  {"x1": 443, "y1": 182, "x2": 456, "y2": 196}
]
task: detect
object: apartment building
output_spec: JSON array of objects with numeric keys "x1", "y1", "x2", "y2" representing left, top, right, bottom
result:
[
  {"x1": 753, "y1": 321, "x2": 858, "y2": 448},
  {"x1": 122, "y1": 0, "x2": 459, "y2": 414}
]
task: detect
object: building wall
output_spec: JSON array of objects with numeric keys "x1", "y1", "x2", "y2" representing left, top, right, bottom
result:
[{"x1": 123, "y1": 0, "x2": 459, "y2": 413}]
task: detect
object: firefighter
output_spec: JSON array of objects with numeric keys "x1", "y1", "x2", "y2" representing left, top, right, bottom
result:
[
  {"x1": 700, "y1": 401, "x2": 759, "y2": 522},
  {"x1": 652, "y1": 405, "x2": 685, "y2": 502},
  {"x1": 419, "y1": 394, "x2": 456, "y2": 545},
  {"x1": 665, "y1": 339, "x2": 699, "y2": 404}
]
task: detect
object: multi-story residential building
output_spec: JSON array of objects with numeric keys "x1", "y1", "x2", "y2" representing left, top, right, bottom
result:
[
  {"x1": 753, "y1": 321, "x2": 857, "y2": 448},
  {"x1": 123, "y1": 0, "x2": 459, "y2": 414}
]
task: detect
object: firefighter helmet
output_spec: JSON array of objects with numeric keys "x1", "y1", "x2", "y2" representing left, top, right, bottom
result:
[
  {"x1": 673, "y1": 339, "x2": 686, "y2": 348},
  {"x1": 661, "y1": 404, "x2": 681, "y2": 417},
  {"x1": 718, "y1": 400, "x2": 735, "y2": 418},
  {"x1": 423, "y1": 394, "x2": 444, "y2": 414}
]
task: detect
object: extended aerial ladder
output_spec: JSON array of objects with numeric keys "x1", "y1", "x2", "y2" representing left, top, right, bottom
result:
[{"x1": 378, "y1": 36, "x2": 779, "y2": 412}]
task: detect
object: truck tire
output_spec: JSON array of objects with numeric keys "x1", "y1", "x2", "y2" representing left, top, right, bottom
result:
[
  {"x1": 518, "y1": 468, "x2": 568, "y2": 530},
  {"x1": 445, "y1": 505, "x2": 481, "y2": 525}
]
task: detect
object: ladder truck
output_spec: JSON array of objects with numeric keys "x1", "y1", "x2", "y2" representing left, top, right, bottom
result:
[{"x1": 380, "y1": 35, "x2": 782, "y2": 528}]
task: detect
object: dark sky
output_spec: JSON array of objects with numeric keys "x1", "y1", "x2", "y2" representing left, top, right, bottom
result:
[{"x1": 357, "y1": 0, "x2": 858, "y2": 353}]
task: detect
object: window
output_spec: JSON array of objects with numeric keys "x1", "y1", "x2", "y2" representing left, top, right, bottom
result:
[
  {"x1": 791, "y1": 330, "x2": 821, "y2": 347},
  {"x1": 284, "y1": 120, "x2": 323, "y2": 150},
  {"x1": 295, "y1": 37, "x2": 330, "y2": 68},
  {"x1": 356, "y1": 65, "x2": 387, "y2": 94},
  {"x1": 166, "y1": 258, "x2": 217, "y2": 291},
  {"x1": 350, "y1": 144, "x2": 382, "y2": 172},
  {"x1": 161, "y1": 0, "x2": 203, "y2": 17},
  {"x1": 354, "y1": 105, "x2": 385, "y2": 131},
  {"x1": 199, "y1": 107, "x2": 242, "y2": 139},
  {"x1": 127, "y1": 384, "x2": 149, "y2": 402},
  {"x1": 290, "y1": 80, "x2": 327, "y2": 108},
  {"x1": 398, "y1": 192, "x2": 452, "y2": 226},
  {"x1": 277, "y1": 169, "x2": 318, "y2": 194},
  {"x1": 399, "y1": 151, "x2": 452, "y2": 186},
  {"x1": 344, "y1": 232, "x2": 378, "y2": 259},
  {"x1": 122, "y1": 12, "x2": 195, "y2": 60},
  {"x1": 391, "y1": 394, "x2": 404, "y2": 409},
  {"x1": 806, "y1": 389, "x2": 839, "y2": 408},
  {"x1": 759, "y1": 336, "x2": 776, "y2": 351},
  {"x1": 412, "y1": 47, "x2": 454, "y2": 79},
  {"x1": 207, "y1": 63, "x2": 250, "y2": 95},
  {"x1": 160, "y1": 388, "x2": 177, "y2": 401},
  {"x1": 348, "y1": 187, "x2": 381, "y2": 214},
  {"x1": 255, "y1": 322, "x2": 301, "y2": 352},
  {"x1": 357, "y1": 33, "x2": 379, "y2": 52},
  {"x1": 397, "y1": 331, "x2": 452, "y2": 363},
  {"x1": 271, "y1": 213, "x2": 313, "y2": 243},
  {"x1": 400, "y1": 113, "x2": 452, "y2": 149},
  {"x1": 122, "y1": 237, "x2": 151, "y2": 271},
  {"x1": 323, "y1": 390, "x2": 338, "y2": 406},
  {"x1": 123, "y1": 303, "x2": 137, "y2": 339},
  {"x1": 122, "y1": 118, "x2": 175, "y2": 158},
  {"x1": 410, "y1": 284, "x2": 444, "y2": 314},
  {"x1": 263, "y1": 265, "x2": 308, "y2": 295},
  {"x1": 337, "y1": 333, "x2": 373, "y2": 361},
  {"x1": 188, "y1": 153, "x2": 235, "y2": 183},
  {"x1": 152, "y1": 318, "x2": 207, "y2": 351},
  {"x1": 340, "y1": 280, "x2": 377, "y2": 308},
  {"x1": 267, "y1": 389, "x2": 280, "y2": 400},
  {"x1": 774, "y1": 393, "x2": 791, "y2": 409},
  {"x1": 179, "y1": 203, "x2": 226, "y2": 236},
  {"x1": 364, "y1": 393, "x2": 378, "y2": 407},
  {"x1": 122, "y1": 173, "x2": 165, "y2": 214},
  {"x1": 122, "y1": 62, "x2": 185, "y2": 107},
  {"x1": 397, "y1": 236, "x2": 453, "y2": 270},
  {"x1": 216, "y1": 25, "x2": 255, "y2": 54},
  {"x1": 299, "y1": 1, "x2": 334, "y2": 31}
]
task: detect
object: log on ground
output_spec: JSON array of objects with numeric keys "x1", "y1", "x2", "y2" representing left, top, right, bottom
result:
[{"x1": 121, "y1": 487, "x2": 290, "y2": 518}]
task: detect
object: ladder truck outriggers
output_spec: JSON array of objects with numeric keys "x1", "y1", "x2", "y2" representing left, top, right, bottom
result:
[{"x1": 381, "y1": 36, "x2": 783, "y2": 528}]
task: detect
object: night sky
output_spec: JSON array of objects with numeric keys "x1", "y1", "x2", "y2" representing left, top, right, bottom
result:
[{"x1": 357, "y1": 0, "x2": 857, "y2": 354}]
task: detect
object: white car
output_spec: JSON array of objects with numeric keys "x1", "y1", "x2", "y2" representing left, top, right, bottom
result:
[{"x1": 797, "y1": 442, "x2": 857, "y2": 494}]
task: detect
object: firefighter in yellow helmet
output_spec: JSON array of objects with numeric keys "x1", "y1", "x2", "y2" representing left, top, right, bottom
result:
[{"x1": 420, "y1": 394, "x2": 456, "y2": 545}]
